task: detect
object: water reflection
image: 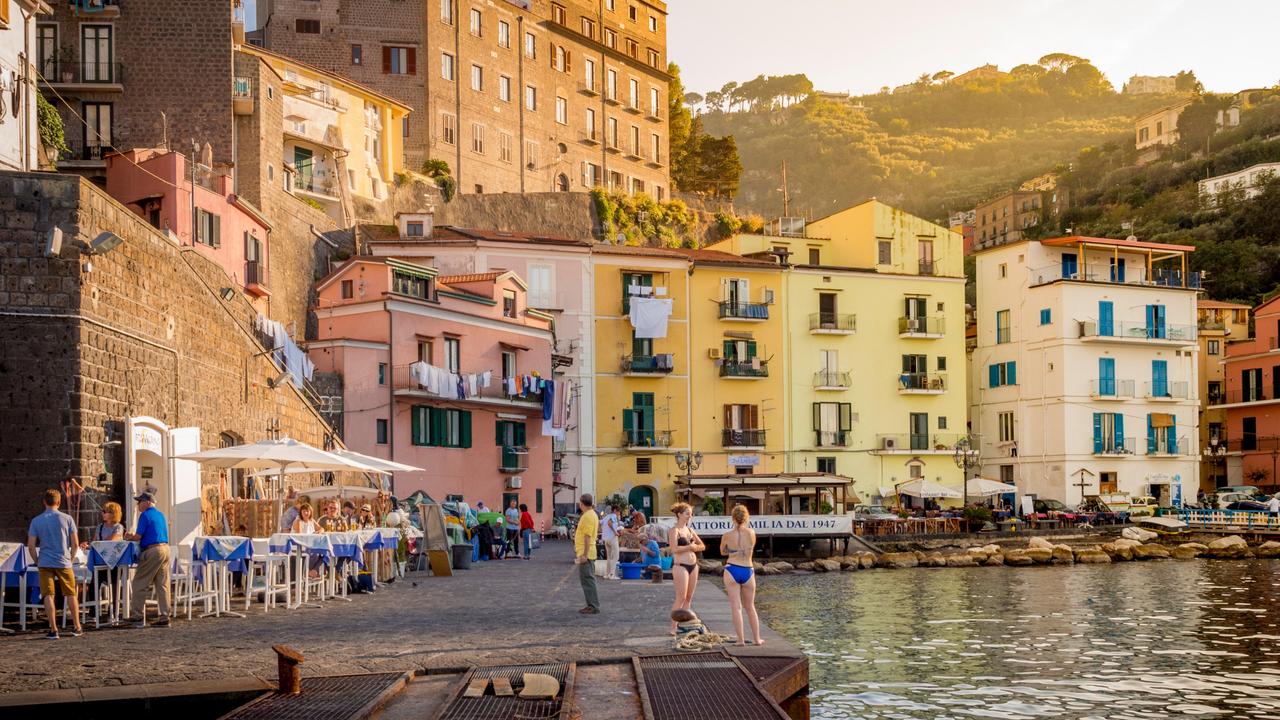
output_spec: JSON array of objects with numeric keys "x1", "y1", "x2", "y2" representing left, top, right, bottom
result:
[{"x1": 754, "y1": 561, "x2": 1280, "y2": 719}]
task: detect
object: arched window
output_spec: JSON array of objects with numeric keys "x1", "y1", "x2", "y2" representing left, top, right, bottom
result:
[{"x1": 556, "y1": 173, "x2": 570, "y2": 192}]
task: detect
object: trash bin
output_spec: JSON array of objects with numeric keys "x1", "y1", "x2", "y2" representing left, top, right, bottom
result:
[{"x1": 452, "y1": 542, "x2": 473, "y2": 570}]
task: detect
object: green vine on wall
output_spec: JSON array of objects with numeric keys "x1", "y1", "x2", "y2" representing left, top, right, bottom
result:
[
  {"x1": 37, "y1": 94, "x2": 69, "y2": 165},
  {"x1": 591, "y1": 188, "x2": 699, "y2": 248}
]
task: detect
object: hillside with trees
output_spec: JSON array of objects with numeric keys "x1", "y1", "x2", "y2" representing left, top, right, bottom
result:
[{"x1": 691, "y1": 55, "x2": 1189, "y2": 220}]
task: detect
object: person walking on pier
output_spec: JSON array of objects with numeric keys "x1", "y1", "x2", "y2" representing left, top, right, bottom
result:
[
  {"x1": 721, "y1": 505, "x2": 763, "y2": 647},
  {"x1": 601, "y1": 504, "x2": 621, "y2": 579},
  {"x1": 574, "y1": 494, "x2": 600, "y2": 614},
  {"x1": 28, "y1": 488, "x2": 83, "y2": 639},
  {"x1": 668, "y1": 502, "x2": 705, "y2": 635},
  {"x1": 125, "y1": 492, "x2": 171, "y2": 628}
]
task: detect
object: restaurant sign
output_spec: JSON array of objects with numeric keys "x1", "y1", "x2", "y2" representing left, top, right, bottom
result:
[{"x1": 653, "y1": 514, "x2": 853, "y2": 537}]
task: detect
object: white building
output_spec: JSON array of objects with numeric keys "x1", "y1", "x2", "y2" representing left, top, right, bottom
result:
[
  {"x1": 0, "y1": 0, "x2": 50, "y2": 171},
  {"x1": 970, "y1": 235, "x2": 1201, "y2": 507},
  {"x1": 1198, "y1": 162, "x2": 1280, "y2": 207}
]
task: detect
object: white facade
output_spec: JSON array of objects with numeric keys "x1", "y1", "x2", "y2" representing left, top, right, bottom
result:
[
  {"x1": 1198, "y1": 162, "x2": 1280, "y2": 207},
  {"x1": 0, "y1": 0, "x2": 48, "y2": 171},
  {"x1": 970, "y1": 238, "x2": 1201, "y2": 507}
]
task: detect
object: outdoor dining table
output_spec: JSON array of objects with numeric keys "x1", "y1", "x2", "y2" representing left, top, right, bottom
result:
[
  {"x1": 192, "y1": 536, "x2": 253, "y2": 618},
  {"x1": 87, "y1": 540, "x2": 140, "y2": 626},
  {"x1": 363, "y1": 528, "x2": 400, "y2": 585},
  {"x1": 0, "y1": 542, "x2": 31, "y2": 634},
  {"x1": 269, "y1": 533, "x2": 333, "y2": 609},
  {"x1": 327, "y1": 530, "x2": 377, "y2": 601}
]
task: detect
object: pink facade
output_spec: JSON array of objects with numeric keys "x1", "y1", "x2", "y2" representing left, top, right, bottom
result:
[
  {"x1": 310, "y1": 258, "x2": 558, "y2": 527},
  {"x1": 105, "y1": 149, "x2": 272, "y2": 313},
  {"x1": 1220, "y1": 296, "x2": 1280, "y2": 487}
]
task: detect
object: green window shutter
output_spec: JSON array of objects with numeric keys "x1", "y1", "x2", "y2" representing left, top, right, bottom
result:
[
  {"x1": 746, "y1": 341, "x2": 758, "y2": 359},
  {"x1": 514, "y1": 422, "x2": 526, "y2": 446},
  {"x1": 431, "y1": 408, "x2": 446, "y2": 446},
  {"x1": 839, "y1": 403, "x2": 852, "y2": 431},
  {"x1": 622, "y1": 273, "x2": 631, "y2": 314},
  {"x1": 722, "y1": 340, "x2": 733, "y2": 359},
  {"x1": 411, "y1": 406, "x2": 422, "y2": 445},
  {"x1": 460, "y1": 410, "x2": 472, "y2": 448},
  {"x1": 495, "y1": 420, "x2": 504, "y2": 446},
  {"x1": 812, "y1": 402, "x2": 821, "y2": 430}
]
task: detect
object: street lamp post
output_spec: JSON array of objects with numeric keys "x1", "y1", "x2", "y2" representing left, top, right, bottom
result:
[
  {"x1": 952, "y1": 436, "x2": 979, "y2": 507},
  {"x1": 674, "y1": 450, "x2": 703, "y2": 504}
]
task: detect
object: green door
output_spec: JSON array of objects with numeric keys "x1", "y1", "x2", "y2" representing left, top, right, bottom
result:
[{"x1": 628, "y1": 486, "x2": 655, "y2": 516}]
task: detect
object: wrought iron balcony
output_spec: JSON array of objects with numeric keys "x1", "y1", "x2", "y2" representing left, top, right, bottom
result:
[
  {"x1": 1093, "y1": 438, "x2": 1137, "y2": 456},
  {"x1": 620, "y1": 354, "x2": 674, "y2": 374},
  {"x1": 814, "y1": 430, "x2": 849, "y2": 448},
  {"x1": 722, "y1": 429, "x2": 765, "y2": 448},
  {"x1": 720, "y1": 360, "x2": 768, "y2": 378},
  {"x1": 814, "y1": 370, "x2": 851, "y2": 389},
  {"x1": 898, "y1": 316, "x2": 944, "y2": 337},
  {"x1": 42, "y1": 60, "x2": 124, "y2": 85},
  {"x1": 897, "y1": 372, "x2": 946, "y2": 393},
  {"x1": 622, "y1": 429, "x2": 672, "y2": 448},
  {"x1": 718, "y1": 301, "x2": 769, "y2": 320},
  {"x1": 809, "y1": 312, "x2": 856, "y2": 333}
]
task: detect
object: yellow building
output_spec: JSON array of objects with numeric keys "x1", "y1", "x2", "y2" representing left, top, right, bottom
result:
[
  {"x1": 589, "y1": 245, "x2": 691, "y2": 516},
  {"x1": 1198, "y1": 299, "x2": 1251, "y2": 491},
  {"x1": 709, "y1": 200, "x2": 969, "y2": 506},
  {"x1": 239, "y1": 44, "x2": 410, "y2": 222},
  {"x1": 683, "y1": 249, "x2": 787, "y2": 486}
]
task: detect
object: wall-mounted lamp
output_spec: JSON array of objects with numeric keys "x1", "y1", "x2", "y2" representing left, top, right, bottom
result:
[
  {"x1": 268, "y1": 370, "x2": 294, "y2": 389},
  {"x1": 220, "y1": 287, "x2": 237, "y2": 301},
  {"x1": 87, "y1": 231, "x2": 124, "y2": 255}
]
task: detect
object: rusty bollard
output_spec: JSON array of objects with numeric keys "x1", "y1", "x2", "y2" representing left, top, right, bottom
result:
[{"x1": 274, "y1": 644, "x2": 305, "y2": 695}]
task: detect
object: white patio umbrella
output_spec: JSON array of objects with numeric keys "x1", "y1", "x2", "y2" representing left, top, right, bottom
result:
[
  {"x1": 177, "y1": 437, "x2": 381, "y2": 474},
  {"x1": 966, "y1": 477, "x2": 1019, "y2": 497},
  {"x1": 246, "y1": 450, "x2": 422, "y2": 477},
  {"x1": 896, "y1": 479, "x2": 963, "y2": 499}
]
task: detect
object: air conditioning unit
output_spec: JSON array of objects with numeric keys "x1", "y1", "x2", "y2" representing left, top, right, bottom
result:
[
  {"x1": 881, "y1": 436, "x2": 898, "y2": 451},
  {"x1": 707, "y1": 347, "x2": 721, "y2": 359},
  {"x1": 1079, "y1": 321, "x2": 1097, "y2": 337},
  {"x1": 508, "y1": 477, "x2": 523, "y2": 489}
]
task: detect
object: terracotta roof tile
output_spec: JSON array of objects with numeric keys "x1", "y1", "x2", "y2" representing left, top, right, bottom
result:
[
  {"x1": 437, "y1": 272, "x2": 504, "y2": 284},
  {"x1": 1198, "y1": 299, "x2": 1251, "y2": 309}
]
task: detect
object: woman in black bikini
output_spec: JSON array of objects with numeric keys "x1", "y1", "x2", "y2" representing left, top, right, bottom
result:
[{"x1": 667, "y1": 502, "x2": 705, "y2": 635}]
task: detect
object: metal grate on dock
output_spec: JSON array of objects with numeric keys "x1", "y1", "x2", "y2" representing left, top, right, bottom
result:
[
  {"x1": 434, "y1": 662, "x2": 575, "y2": 720},
  {"x1": 633, "y1": 652, "x2": 789, "y2": 720},
  {"x1": 218, "y1": 672, "x2": 409, "y2": 720},
  {"x1": 736, "y1": 655, "x2": 806, "y2": 683}
]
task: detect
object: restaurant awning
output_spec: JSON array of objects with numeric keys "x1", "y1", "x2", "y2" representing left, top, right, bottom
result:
[
  {"x1": 896, "y1": 479, "x2": 962, "y2": 499},
  {"x1": 676, "y1": 472, "x2": 854, "y2": 489}
]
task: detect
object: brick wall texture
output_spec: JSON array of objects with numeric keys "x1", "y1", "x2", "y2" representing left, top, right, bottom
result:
[{"x1": 0, "y1": 172, "x2": 336, "y2": 540}]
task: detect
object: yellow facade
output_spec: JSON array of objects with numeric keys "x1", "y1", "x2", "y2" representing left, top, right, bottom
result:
[
  {"x1": 589, "y1": 247, "x2": 691, "y2": 517},
  {"x1": 686, "y1": 256, "x2": 787, "y2": 480},
  {"x1": 709, "y1": 200, "x2": 969, "y2": 505}
]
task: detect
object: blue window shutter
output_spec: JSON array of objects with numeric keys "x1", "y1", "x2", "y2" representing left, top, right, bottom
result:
[
  {"x1": 1117, "y1": 258, "x2": 1125, "y2": 282},
  {"x1": 1099, "y1": 301, "x2": 1113, "y2": 336},
  {"x1": 1099, "y1": 357, "x2": 1115, "y2": 395},
  {"x1": 1061, "y1": 253, "x2": 1077, "y2": 278},
  {"x1": 1145, "y1": 305, "x2": 1155, "y2": 338},
  {"x1": 1146, "y1": 414, "x2": 1156, "y2": 454},
  {"x1": 1040, "y1": 308, "x2": 1051, "y2": 325},
  {"x1": 989, "y1": 364, "x2": 1000, "y2": 388},
  {"x1": 1114, "y1": 413, "x2": 1124, "y2": 450},
  {"x1": 1093, "y1": 413, "x2": 1103, "y2": 453},
  {"x1": 1168, "y1": 428, "x2": 1178, "y2": 455},
  {"x1": 1006, "y1": 361, "x2": 1017, "y2": 385},
  {"x1": 1152, "y1": 360, "x2": 1168, "y2": 396}
]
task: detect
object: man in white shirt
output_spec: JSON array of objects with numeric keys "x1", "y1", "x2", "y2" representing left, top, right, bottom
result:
[
  {"x1": 1268, "y1": 495, "x2": 1279, "y2": 518},
  {"x1": 601, "y1": 505, "x2": 621, "y2": 579}
]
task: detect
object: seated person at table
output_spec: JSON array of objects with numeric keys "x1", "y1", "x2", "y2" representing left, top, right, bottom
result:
[
  {"x1": 355, "y1": 504, "x2": 377, "y2": 529},
  {"x1": 93, "y1": 501, "x2": 124, "y2": 543},
  {"x1": 641, "y1": 536, "x2": 663, "y2": 579},
  {"x1": 318, "y1": 500, "x2": 348, "y2": 532},
  {"x1": 341, "y1": 501, "x2": 357, "y2": 527},
  {"x1": 292, "y1": 502, "x2": 318, "y2": 534}
]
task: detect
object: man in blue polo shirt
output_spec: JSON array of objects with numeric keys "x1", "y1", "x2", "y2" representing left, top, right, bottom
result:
[
  {"x1": 27, "y1": 488, "x2": 83, "y2": 639},
  {"x1": 125, "y1": 492, "x2": 170, "y2": 628}
]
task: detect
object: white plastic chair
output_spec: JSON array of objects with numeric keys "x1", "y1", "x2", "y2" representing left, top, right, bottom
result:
[
  {"x1": 169, "y1": 554, "x2": 216, "y2": 621},
  {"x1": 245, "y1": 539, "x2": 289, "y2": 612}
]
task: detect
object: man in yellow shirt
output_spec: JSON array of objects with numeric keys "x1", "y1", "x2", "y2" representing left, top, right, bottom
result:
[{"x1": 574, "y1": 493, "x2": 600, "y2": 614}]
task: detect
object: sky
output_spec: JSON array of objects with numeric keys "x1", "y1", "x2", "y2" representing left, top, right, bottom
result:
[{"x1": 669, "y1": 0, "x2": 1280, "y2": 97}]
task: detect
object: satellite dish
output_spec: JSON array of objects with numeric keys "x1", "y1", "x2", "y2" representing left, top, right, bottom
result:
[{"x1": 615, "y1": 232, "x2": 626, "y2": 244}]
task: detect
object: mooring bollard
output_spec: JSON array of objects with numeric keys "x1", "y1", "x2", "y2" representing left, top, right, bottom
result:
[{"x1": 273, "y1": 644, "x2": 305, "y2": 694}]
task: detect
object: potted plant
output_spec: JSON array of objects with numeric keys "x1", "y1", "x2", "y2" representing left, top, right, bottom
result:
[
  {"x1": 962, "y1": 506, "x2": 993, "y2": 533},
  {"x1": 701, "y1": 496, "x2": 724, "y2": 516}
]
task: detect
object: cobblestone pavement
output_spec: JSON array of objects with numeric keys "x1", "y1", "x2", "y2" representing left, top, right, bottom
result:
[{"x1": 0, "y1": 541, "x2": 771, "y2": 694}]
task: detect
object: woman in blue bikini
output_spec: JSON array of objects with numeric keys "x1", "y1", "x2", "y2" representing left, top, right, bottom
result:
[{"x1": 721, "y1": 504, "x2": 763, "y2": 647}]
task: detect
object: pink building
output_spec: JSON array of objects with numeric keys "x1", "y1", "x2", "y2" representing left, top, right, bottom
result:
[
  {"x1": 309, "y1": 251, "x2": 559, "y2": 526},
  {"x1": 105, "y1": 148, "x2": 272, "y2": 313},
  {"x1": 358, "y1": 214, "x2": 594, "y2": 514},
  {"x1": 1216, "y1": 295, "x2": 1280, "y2": 489}
]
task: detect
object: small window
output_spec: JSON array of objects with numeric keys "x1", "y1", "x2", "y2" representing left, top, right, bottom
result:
[
  {"x1": 808, "y1": 248, "x2": 820, "y2": 265},
  {"x1": 376, "y1": 419, "x2": 389, "y2": 445},
  {"x1": 877, "y1": 241, "x2": 891, "y2": 264},
  {"x1": 937, "y1": 356, "x2": 947, "y2": 371},
  {"x1": 351, "y1": 44, "x2": 362, "y2": 65},
  {"x1": 406, "y1": 221, "x2": 424, "y2": 237},
  {"x1": 998, "y1": 263, "x2": 1007, "y2": 278},
  {"x1": 296, "y1": 19, "x2": 320, "y2": 33},
  {"x1": 524, "y1": 32, "x2": 536, "y2": 59},
  {"x1": 441, "y1": 52, "x2": 455, "y2": 81},
  {"x1": 1040, "y1": 308, "x2": 1051, "y2": 325},
  {"x1": 1208, "y1": 339, "x2": 1220, "y2": 355},
  {"x1": 636, "y1": 457, "x2": 652, "y2": 474},
  {"x1": 996, "y1": 309, "x2": 1011, "y2": 344},
  {"x1": 938, "y1": 416, "x2": 948, "y2": 430},
  {"x1": 604, "y1": 28, "x2": 616, "y2": 48},
  {"x1": 377, "y1": 362, "x2": 387, "y2": 385},
  {"x1": 499, "y1": 75, "x2": 512, "y2": 102},
  {"x1": 498, "y1": 20, "x2": 510, "y2": 48},
  {"x1": 648, "y1": 15, "x2": 656, "y2": 32},
  {"x1": 418, "y1": 339, "x2": 433, "y2": 363},
  {"x1": 440, "y1": 0, "x2": 453, "y2": 24},
  {"x1": 503, "y1": 289, "x2": 517, "y2": 318},
  {"x1": 629, "y1": 5, "x2": 637, "y2": 20},
  {"x1": 341, "y1": 280, "x2": 354, "y2": 299},
  {"x1": 555, "y1": 96, "x2": 567, "y2": 124},
  {"x1": 525, "y1": 85, "x2": 537, "y2": 111},
  {"x1": 469, "y1": 7, "x2": 482, "y2": 35},
  {"x1": 816, "y1": 457, "x2": 835, "y2": 474},
  {"x1": 470, "y1": 64, "x2": 483, "y2": 91},
  {"x1": 441, "y1": 112, "x2": 456, "y2": 144},
  {"x1": 444, "y1": 337, "x2": 460, "y2": 373}
]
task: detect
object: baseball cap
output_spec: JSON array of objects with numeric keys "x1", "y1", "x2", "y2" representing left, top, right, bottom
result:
[{"x1": 134, "y1": 491, "x2": 155, "y2": 503}]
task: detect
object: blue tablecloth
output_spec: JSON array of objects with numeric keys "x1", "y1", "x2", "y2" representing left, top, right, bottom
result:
[
  {"x1": 269, "y1": 533, "x2": 333, "y2": 557},
  {"x1": 328, "y1": 531, "x2": 375, "y2": 568},
  {"x1": 0, "y1": 543, "x2": 29, "y2": 574},
  {"x1": 194, "y1": 536, "x2": 253, "y2": 573},
  {"x1": 88, "y1": 541, "x2": 139, "y2": 570},
  {"x1": 364, "y1": 528, "x2": 400, "y2": 550}
]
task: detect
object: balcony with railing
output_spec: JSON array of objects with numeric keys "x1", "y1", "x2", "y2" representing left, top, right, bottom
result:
[
  {"x1": 623, "y1": 429, "x2": 672, "y2": 449},
  {"x1": 1093, "y1": 437, "x2": 1138, "y2": 456},
  {"x1": 1078, "y1": 320, "x2": 1196, "y2": 345},
  {"x1": 70, "y1": 0, "x2": 121, "y2": 15},
  {"x1": 814, "y1": 370, "x2": 851, "y2": 390},
  {"x1": 292, "y1": 172, "x2": 341, "y2": 201},
  {"x1": 620, "y1": 353, "x2": 674, "y2": 375},
  {"x1": 392, "y1": 365, "x2": 541, "y2": 408},
  {"x1": 918, "y1": 259, "x2": 936, "y2": 276},
  {"x1": 1149, "y1": 436, "x2": 1190, "y2": 457},
  {"x1": 1031, "y1": 262, "x2": 1202, "y2": 289},
  {"x1": 1090, "y1": 379, "x2": 1135, "y2": 400},
  {"x1": 233, "y1": 77, "x2": 254, "y2": 115},
  {"x1": 1198, "y1": 317, "x2": 1227, "y2": 331},
  {"x1": 1143, "y1": 381, "x2": 1190, "y2": 400},
  {"x1": 499, "y1": 446, "x2": 529, "y2": 473},
  {"x1": 718, "y1": 301, "x2": 769, "y2": 321},
  {"x1": 897, "y1": 372, "x2": 946, "y2": 394},
  {"x1": 244, "y1": 260, "x2": 269, "y2": 298},
  {"x1": 722, "y1": 429, "x2": 766, "y2": 448},
  {"x1": 1208, "y1": 387, "x2": 1280, "y2": 407},
  {"x1": 720, "y1": 360, "x2": 768, "y2": 379},
  {"x1": 814, "y1": 430, "x2": 849, "y2": 448},
  {"x1": 41, "y1": 60, "x2": 124, "y2": 89},
  {"x1": 809, "y1": 312, "x2": 856, "y2": 334},
  {"x1": 898, "y1": 316, "x2": 945, "y2": 338},
  {"x1": 874, "y1": 433, "x2": 964, "y2": 453}
]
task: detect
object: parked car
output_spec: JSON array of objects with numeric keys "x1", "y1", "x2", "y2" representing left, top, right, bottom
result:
[
  {"x1": 1033, "y1": 499, "x2": 1079, "y2": 522},
  {"x1": 853, "y1": 504, "x2": 898, "y2": 522},
  {"x1": 1219, "y1": 486, "x2": 1264, "y2": 498},
  {"x1": 1225, "y1": 500, "x2": 1269, "y2": 512},
  {"x1": 1127, "y1": 496, "x2": 1158, "y2": 517},
  {"x1": 1215, "y1": 492, "x2": 1255, "y2": 509}
]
